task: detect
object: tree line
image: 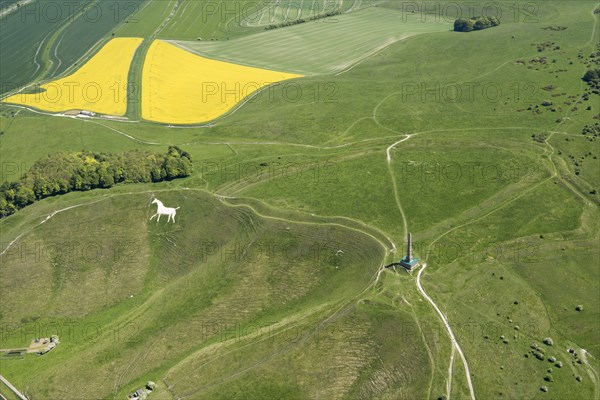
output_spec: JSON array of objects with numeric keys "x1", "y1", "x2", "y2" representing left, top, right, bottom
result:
[
  {"x1": 0, "y1": 146, "x2": 192, "y2": 218},
  {"x1": 454, "y1": 16, "x2": 500, "y2": 32},
  {"x1": 265, "y1": 10, "x2": 341, "y2": 30}
]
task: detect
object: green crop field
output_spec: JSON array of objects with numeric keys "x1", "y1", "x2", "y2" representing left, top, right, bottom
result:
[
  {"x1": 116, "y1": 0, "x2": 177, "y2": 37},
  {"x1": 238, "y1": 0, "x2": 378, "y2": 27},
  {"x1": 158, "y1": 0, "x2": 262, "y2": 40},
  {"x1": 46, "y1": 0, "x2": 145, "y2": 78},
  {"x1": 0, "y1": 0, "x2": 146, "y2": 96},
  {"x1": 0, "y1": 1, "x2": 91, "y2": 94},
  {"x1": 0, "y1": 0, "x2": 599, "y2": 399},
  {"x1": 175, "y1": 6, "x2": 452, "y2": 75}
]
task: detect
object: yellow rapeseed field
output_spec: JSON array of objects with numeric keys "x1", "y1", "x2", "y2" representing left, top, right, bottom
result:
[
  {"x1": 141, "y1": 40, "x2": 303, "y2": 124},
  {"x1": 3, "y1": 37, "x2": 143, "y2": 116}
]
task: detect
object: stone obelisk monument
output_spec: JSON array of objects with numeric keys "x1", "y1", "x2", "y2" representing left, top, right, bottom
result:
[{"x1": 400, "y1": 232, "x2": 419, "y2": 270}]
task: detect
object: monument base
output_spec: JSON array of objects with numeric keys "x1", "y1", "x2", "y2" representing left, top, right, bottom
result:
[{"x1": 399, "y1": 256, "x2": 419, "y2": 270}]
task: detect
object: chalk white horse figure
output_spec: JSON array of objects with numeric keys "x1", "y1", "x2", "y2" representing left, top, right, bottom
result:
[{"x1": 150, "y1": 198, "x2": 180, "y2": 223}]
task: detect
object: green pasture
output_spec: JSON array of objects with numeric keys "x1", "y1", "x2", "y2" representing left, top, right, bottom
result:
[{"x1": 0, "y1": 0, "x2": 598, "y2": 399}]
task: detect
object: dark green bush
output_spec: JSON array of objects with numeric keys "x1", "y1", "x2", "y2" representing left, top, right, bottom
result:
[{"x1": 454, "y1": 16, "x2": 500, "y2": 32}]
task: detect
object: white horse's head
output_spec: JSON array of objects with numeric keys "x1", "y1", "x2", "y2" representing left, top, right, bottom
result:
[{"x1": 151, "y1": 198, "x2": 159, "y2": 205}]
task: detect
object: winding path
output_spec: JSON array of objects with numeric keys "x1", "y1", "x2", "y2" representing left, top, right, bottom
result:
[
  {"x1": 0, "y1": 375, "x2": 28, "y2": 400},
  {"x1": 385, "y1": 134, "x2": 413, "y2": 240},
  {"x1": 417, "y1": 263, "x2": 476, "y2": 400},
  {"x1": 384, "y1": 130, "x2": 475, "y2": 399},
  {"x1": 580, "y1": 349, "x2": 600, "y2": 400}
]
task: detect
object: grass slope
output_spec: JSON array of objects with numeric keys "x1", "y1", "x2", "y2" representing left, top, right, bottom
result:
[
  {"x1": 0, "y1": 189, "x2": 387, "y2": 399},
  {"x1": 0, "y1": 0, "x2": 598, "y2": 399}
]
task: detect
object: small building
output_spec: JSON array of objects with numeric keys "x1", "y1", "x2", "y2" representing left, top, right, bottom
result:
[
  {"x1": 127, "y1": 381, "x2": 156, "y2": 399},
  {"x1": 79, "y1": 110, "x2": 96, "y2": 117},
  {"x1": 37, "y1": 342, "x2": 56, "y2": 355},
  {"x1": 29, "y1": 335, "x2": 59, "y2": 355}
]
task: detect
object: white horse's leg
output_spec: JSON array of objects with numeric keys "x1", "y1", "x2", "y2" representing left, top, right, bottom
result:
[
  {"x1": 149, "y1": 213, "x2": 158, "y2": 220},
  {"x1": 171, "y1": 213, "x2": 176, "y2": 223},
  {"x1": 157, "y1": 213, "x2": 161, "y2": 222}
]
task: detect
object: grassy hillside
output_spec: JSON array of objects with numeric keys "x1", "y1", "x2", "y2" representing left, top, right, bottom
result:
[
  {"x1": 0, "y1": 189, "x2": 387, "y2": 399},
  {"x1": 0, "y1": 0, "x2": 598, "y2": 399}
]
